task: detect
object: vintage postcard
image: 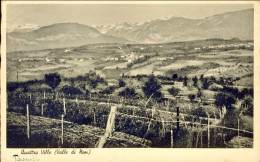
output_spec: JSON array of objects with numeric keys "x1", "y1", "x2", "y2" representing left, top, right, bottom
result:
[{"x1": 1, "y1": 1, "x2": 260, "y2": 162}]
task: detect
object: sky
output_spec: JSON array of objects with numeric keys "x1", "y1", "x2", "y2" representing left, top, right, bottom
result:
[{"x1": 7, "y1": 4, "x2": 253, "y2": 29}]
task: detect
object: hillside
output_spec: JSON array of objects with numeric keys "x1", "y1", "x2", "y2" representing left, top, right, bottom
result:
[{"x1": 7, "y1": 23, "x2": 130, "y2": 52}]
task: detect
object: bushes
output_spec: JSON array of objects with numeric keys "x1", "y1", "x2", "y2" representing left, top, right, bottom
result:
[
  {"x1": 60, "y1": 85, "x2": 83, "y2": 96},
  {"x1": 118, "y1": 79, "x2": 126, "y2": 87},
  {"x1": 119, "y1": 87, "x2": 137, "y2": 98},
  {"x1": 44, "y1": 99, "x2": 63, "y2": 118},
  {"x1": 168, "y1": 87, "x2": 180, "y2": 97},
  {"x1": 99, "y1": 86, "x2": 117, "y2": 95},
  {"x1": 188, "y1": 94, "x2": 196, "y2": 102}
]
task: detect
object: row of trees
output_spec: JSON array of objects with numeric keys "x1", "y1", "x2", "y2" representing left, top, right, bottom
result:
[{"x1": 9, "y1": 71, "x2": 253, "y2": 121}]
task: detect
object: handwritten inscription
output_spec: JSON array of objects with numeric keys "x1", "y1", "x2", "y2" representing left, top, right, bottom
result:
[{"x1": 13, "y1": 155, "x2": 40, "y2": 162}]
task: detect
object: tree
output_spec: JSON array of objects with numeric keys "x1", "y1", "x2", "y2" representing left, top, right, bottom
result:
[
  {"x1": 197, "y1": 88, "x2": 202, "y2": 99},
  {"x1": 188, "y1": 94, "x2": 196, "y2": 102},
  {"x1": 172, "y1": 74, "x2": 178, "y2": 81},
  {"x1": 202, "y1": 78, "x2": 210, "y2": 89},
  {"x1": 60, "y1": 85, "x2": 82, "y2": 97},
  {"x1": 200, "y1": 74, "x2": 204, "y2": 82},
  {"x1": 178, "y1": 76, "x2": 183, "y2": 82},
  {"x1": 240, "y1": 97, "x2": 253, "y2": 116},
  {"x1": 214, "y1": 92, "x2": 236, "y2": 118},
  {"x1": 142, "y1": 75, "x2": 162, "y2": 101},
  {"x1": 118, "y1": 79, "x2": 126, "y2": 87},
  {"x1": 192, "y1": 76, "x2": 198, "y2": 87},
  {"x1": 219, "y1": 77, "x2": 225, "y2": 85},
  {"x1": 209, "y1": 76, "x2": 216, "y2": 83},
  {"x1": 183, "y1": 76, "x2": 188, "y2": 86},
  {"x1": 119, "y1": 87, "x2": 137, "y2": 98},
  {"x1": 168, "y1": 87, "x2": 180, "y2": 97},
  {"x1": 44, "y1": 73, "x2": 61, "y2": 99}
]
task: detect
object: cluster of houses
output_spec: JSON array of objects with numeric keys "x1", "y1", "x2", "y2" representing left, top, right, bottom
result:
[
  {"x1": 157, "y1": 57, "x2": 174, "y2": 61},
  {"x1": 121, "y1": 52, "x2": 145, "y2": 63},
  {"x1": 45, "y1": 57, "x2": 93, "y2": 63},
  {"x1": 17, "y1": 58, "x2": 45, "y2": 62},
  {"x1": 201, "y1": 53, "x2": 218, "y2": 56},
  {"x1": 103, "y1": 52, "x2": 145, "y2": 63},
  {"x1": 195, "y1": 42, "x2": 253, "y2": 50}
]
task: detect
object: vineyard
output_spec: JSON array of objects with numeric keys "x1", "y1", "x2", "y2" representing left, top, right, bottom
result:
[{"x1": 7, "y1": 87, "x2": 253, "y2": 148}]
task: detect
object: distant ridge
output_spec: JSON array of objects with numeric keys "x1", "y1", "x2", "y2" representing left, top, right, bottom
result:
[
  {"x1": 96, "y1": 8, "x2": 253, "y2": 43},
  {"x1": 7, "y1": 9, "x2": 253, "y2": 52}
]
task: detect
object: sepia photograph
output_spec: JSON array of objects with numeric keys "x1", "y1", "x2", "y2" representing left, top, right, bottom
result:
[{"x1": 1, "y1": 1, "x2": 260, "y2": 162}]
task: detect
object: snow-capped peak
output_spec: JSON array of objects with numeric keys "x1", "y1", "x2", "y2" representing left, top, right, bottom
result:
[
  {"x1": 160, "y1": 15, "x2": 174, "y2": 21},
  {"x1": 9, "y1": 24, "x2": 40, "y2": 33}
]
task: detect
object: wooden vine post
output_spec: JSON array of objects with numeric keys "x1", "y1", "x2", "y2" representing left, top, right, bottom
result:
[
  {"x1": 171, "y1": 129, "x2": 174, "y2": 148},
  {"x1": 161, "y1": 118, "x2": 165, "y2": 138},
  {"x1": 96, "y1": 106, "x2": 117, "y2": 148},
  {"x1": 26, "y1": 104, "x2": 31, "y2": 140},
  {"x1": 56, "y1": 91, "x2": 59, "y2": 100},
  {"x1": 29, "y1": 93, "x2": 32, "y2": 103},
  {"x1": 176, "y1": 106, "x2": 180, "y2": 133},
  {"x1": 61, "y1": 114, "x2": 64, "y2": 146},
  {"x1": 41, "y1": 104, "x2": 44, "y2": 116},
  {"x1": 93, "y1": 108, "x2": 96, "y2": 126},
  {"x1": 43, "y1": 91, "x2": 46, "y2": 99},
  {"x1": 63, "y1": 98, "x2": 66, "y2": 115},
  {"x1": 207, "y1": 113, "x2": 210, "y2": 148},
  {"x1": 237, "y1": 117, "x2": 240, "y2": 148}
]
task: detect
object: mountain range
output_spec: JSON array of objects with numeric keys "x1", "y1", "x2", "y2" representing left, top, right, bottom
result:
[{"x1": 7, "y1": 8, "x2": 253, "y2": 52}]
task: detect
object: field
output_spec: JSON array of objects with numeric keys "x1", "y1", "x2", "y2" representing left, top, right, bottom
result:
[{"x1": 6, "y1": 39, "x2": 254, "y2": 148}]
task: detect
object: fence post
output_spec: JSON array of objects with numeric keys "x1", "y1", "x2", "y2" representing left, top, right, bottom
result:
[
  {"x1": 93, "y1": 108, "x2": 96, "y2": 126},
  {"x1": 61, "y1": 114, "x2": 64, "y2": 146},
  {"x1": 167, "y1": 99, "x2": 170, "y2": 111},
  {"x1": 237, "y1": 118, "x2": 240, "y2": 137},
  {"x1": 41, "y1": 104, "x2": 44, "y2": 116},
  {"x1": 177, "y1": 107, "x2": 180, "y2": 133},
  {"x1": 201, "y1": 130, "x2": 203, "y2": 148},
  {"x1": 63, "y1": 98, "x2": 66, "y2": 115},
  {"x1": 29, "y1": 93, "x2": 32, "y2": 103},
  {"x1": 44, "y1": 91, "x2": 46, "y2": 99},
  {"x1": 161, "y1": 118, "x2": 165, "y2": 138},
  {"x1": 96, "y1": 106, "x2": 117, "y2": 148},
  {"x1": 200, "y1": 119, "x2": 203, "y2": 148},
  {"x1": 56, "y1": 91, "x2": 59, "y2": 100},
  {"x1": 207, "y1": 114, "x2": 210, "y2": 148},
  {"x1": 171, "y1": 128, "x2": 174, "y2": 148},
  {"x1": 26, "y1": 104, "x2": 30, "y2": 140}
]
